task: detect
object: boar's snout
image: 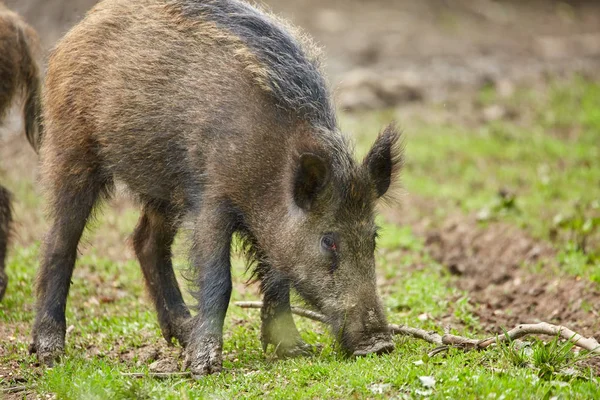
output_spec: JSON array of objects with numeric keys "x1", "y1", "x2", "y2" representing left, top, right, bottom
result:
[
  {"x1": 332, "y1": 300, "x2": 395, "y2": 357},
  {"x1": 351, "y1": 332, "x2": 395, "y2": 357}
]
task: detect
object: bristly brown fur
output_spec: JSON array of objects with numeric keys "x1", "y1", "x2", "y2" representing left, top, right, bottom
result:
[{"x1": 169, "y1": 0, "x2": 336, "y2": 130}]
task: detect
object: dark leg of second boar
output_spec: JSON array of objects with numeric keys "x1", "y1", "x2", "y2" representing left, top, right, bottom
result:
[
  {"x1": 30, "y1": 158, "x2": 111, "y2": 365},
  {"x1": 259, "y1": 268, "x2": 313, "y2": 357},
  {"x1": 132, "y1": 199, "x2": 191, "y2": 346},
  {"x1": 0, "y1": 185, "x2": 11, "y2": 301}
]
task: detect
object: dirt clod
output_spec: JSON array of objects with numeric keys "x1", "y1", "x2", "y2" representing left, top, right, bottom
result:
[{"x1": 149, "y1": 358, "x2": 179, "y2": 374}]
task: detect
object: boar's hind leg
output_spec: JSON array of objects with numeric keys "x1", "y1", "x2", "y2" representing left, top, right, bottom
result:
[
  {"x1": 133, "y1": 199, "x2": 191, "y2": 347},
  {"x1": 260, "y1": 269, "x2": 312, "y2": 358},
  {"x1": 30, "y1": 167, "x2": 109, "y2": 366},
  {"x1": 0, "y1": 185, "x2": 12, "y2": 301},
  {"x1": 184, "y1": 201, "x2": 235, "y2": 377}
]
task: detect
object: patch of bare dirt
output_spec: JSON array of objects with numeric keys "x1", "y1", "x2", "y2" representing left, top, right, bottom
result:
[
  {"x1": 426, "y1": 215, "x2": 600, "y2": 340},
  {"x1": 117, "y1": 342, "x2": 182, "y2": 368},
  {"x1": 148, "y1": 358, "x2": 180, "y2": 373},
  {"x1": 385, "y1": 194, "x2": 600, "y2": 342},
  {"x1": 0, "y1": 356, "x2": 40, "y2": 399}
]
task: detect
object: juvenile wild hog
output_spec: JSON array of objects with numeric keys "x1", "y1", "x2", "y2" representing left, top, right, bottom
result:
[
  {"x1": 0, "y1": 2, "x2": 42, "y2": 301},
  {"x1": 31, "y1": 0, "x2": 403, "y2": 376}
]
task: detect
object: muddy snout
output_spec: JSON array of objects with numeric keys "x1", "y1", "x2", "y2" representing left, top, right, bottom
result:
[
  {"x1": 351, "y1": 332, "x2": 395, "y2": 357},
  {"x1": 334, "y1": 304, "x2": 395, "y2": 357}
]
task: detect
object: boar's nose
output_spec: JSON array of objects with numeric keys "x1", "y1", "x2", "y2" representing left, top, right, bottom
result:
[
  {"x1": 351, "y1": 332, "x2": 395, "y2": 357},
  {"x1": 343, "y1": 304, "x2": 395, "y2": 356}
]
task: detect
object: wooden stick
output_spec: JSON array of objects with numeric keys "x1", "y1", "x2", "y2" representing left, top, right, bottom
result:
[
  {"x1": 235, "y1": 301, "x2": 328, "y2": 323},
  {"x1": 234, "y1": 301, "x2": 600, "y2": 355},
  {"x1": 389, "y1": 324, "x2": 443, "y2": 345},
  {"x1": 1, "y1": 385, "x2": 28, "y2": 394},
  {"x1": 477, "y1": 323, "x2": 600, "y2": 353},
  {"x1": 120, "y1": 372, "x2": 191, "y2": 379}
]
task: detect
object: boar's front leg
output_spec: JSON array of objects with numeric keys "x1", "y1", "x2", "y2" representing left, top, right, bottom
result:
[
  {"x1": 133, "y1": 200, "x2": 191, "y2": 347},
  {"x1": 260, "y1": 269, "x2": 313, "y2": 358},
  {"x1": 185, "y1": 201, "x2": 235, "y2": 377},
  {"x1": 0, "y1": 185, "x2": 12, "y2": 301}
]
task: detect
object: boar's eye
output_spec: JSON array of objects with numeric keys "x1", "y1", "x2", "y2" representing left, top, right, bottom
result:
[
  {"x1": 320, "y1": 233, "x2": 339, "y2": 273},
  {"x1": 320, "y1": 233, "x2": 338, "y2": 253}
]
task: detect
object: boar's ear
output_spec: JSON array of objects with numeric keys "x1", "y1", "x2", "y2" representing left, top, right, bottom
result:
[
  {"x1": 363, "y1": 123, "x2": 404, "y2": 198},
  {"x1": 293, "y1": 153, "x2": 330, "y2": 211}
]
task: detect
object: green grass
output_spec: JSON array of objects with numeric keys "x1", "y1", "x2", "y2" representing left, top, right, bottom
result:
[
  {"x1": 2, "y1": 77, "x2": 600, "y2": 398},
  {"x1": 348, "y1": 76, "x2": 600, "y2": 282},
  {"x1": 2, "y1": 229, "x2": 598, "y2": 399}
]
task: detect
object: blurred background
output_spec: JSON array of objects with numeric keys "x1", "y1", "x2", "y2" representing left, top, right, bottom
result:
[
  {"x1": 1, "y1": 0, "x2": 600, "y2": 393},
  {"x1": 4, "y1": 0, "x2": 600, "y2": 110}
]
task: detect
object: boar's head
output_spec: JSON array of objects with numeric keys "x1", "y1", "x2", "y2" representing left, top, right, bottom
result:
[{"x1": 262, "y1": 123, "x2": 403, "y2": 356}]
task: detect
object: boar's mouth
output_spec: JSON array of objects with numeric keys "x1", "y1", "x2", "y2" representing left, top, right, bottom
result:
[
  {"x1": 331, "y1": 316, "x2": 395, "y2": 357},
  {"x1": 350, "y1": 332, "x2": 395, "y2": 357},
  {"x1": 292, "y1": 283, "x2": 395, "y2": 356}
]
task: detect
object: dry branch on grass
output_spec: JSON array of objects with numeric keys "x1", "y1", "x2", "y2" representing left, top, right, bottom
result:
[
  {"x1": 0, "y1": 385, "x2": 28, "y2": 394},
  {"x1": 234, "y1": 301, "x2": 600, "y2": 356},
  {"x1": 120, "y1": 372, "x2": 191, "y2": 379}
]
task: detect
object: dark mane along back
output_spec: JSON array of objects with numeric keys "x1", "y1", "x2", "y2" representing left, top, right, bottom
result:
[{"x1": 175, "y1": 0, "x2": 336, "y2": 130}]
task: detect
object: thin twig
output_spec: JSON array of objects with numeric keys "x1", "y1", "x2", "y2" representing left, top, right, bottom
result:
[
  {"x1": 1, "y1": 385, "x2": 28, "y2": 394},
  {"x1": 427, "y1": 346, "x2": 450, "y2": 357},
  {"x1": 389, "y1": 324, "x2": 443, "y2": 345},
  {"x1": 235, "y1": 301, "x2": 324, "y2": 320},
  {"x1": 120, "y1": 372, "x2": 191, "y2": 379},
  {"x1": 476, "y1": 323, "x2": 600, "y2": 353},
  {"x1": 235, "y1": 302, "x2": 328, "y2": 323},
  {"x1": 236, "y1": 301, "x2": 444, "y2": 345},
  {"x1": 234, "y1": 301, "x2": 600, "y2": 355}
]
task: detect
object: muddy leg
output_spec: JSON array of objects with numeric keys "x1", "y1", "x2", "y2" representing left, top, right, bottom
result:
[
  {"x1": 30, "y1": 173, "x2": 107, "y2": 365},
  {"x1": 0, "y1": 185, "x2": 12, "y2": 301},
  {"x1": 260, "y1": 269, "x2": 312, "y2": 357},
  {"x1": 133, "y1": 200, "x2": 191, "y2": 347},
  {"x1": 184, "y1": 202, "x2": 235, "y2": 378}
]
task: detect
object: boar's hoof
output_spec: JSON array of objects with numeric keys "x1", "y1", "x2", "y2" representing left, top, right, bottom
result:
[
  {"x1": 351, "y1": 335, "x2": 395, "y2": 357},
  {"x1": 29, "y1": 335, "x2": 65, "y2": 367},
  {"x1": 184, "y1": 335, "x2": 223, "y2": 378},
  {"x1": 161, "y1": 314, "x2": 193, "y2": 348},
  {"x1": 0, "y1": 271, "x2": 7, "y2": 301},
  {"x1": 260, "y1": 329, "x2": 313, "y2": 358},
  {"x1": 30, "y1": 317, "x2": 67, "y2": 366},
  {"x1": 273, "y1": 340, "x2": 314, "y2": 359}
]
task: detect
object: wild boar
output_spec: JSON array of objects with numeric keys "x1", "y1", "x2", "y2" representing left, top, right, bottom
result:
[{"x1": 30, "y1": 0, "x2": 403, "y2": 377}]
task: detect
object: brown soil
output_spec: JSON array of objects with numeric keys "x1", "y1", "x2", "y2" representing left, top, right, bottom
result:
[
  {"x1": 426, "y1": 218, "x2": 600, "y2": 339},
  {"x1": 385, "y1": 193, "x2": 600, "y2": 342},
  {"x1": 426, "y1": 212, "x2": 600, "y2": 340}
]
